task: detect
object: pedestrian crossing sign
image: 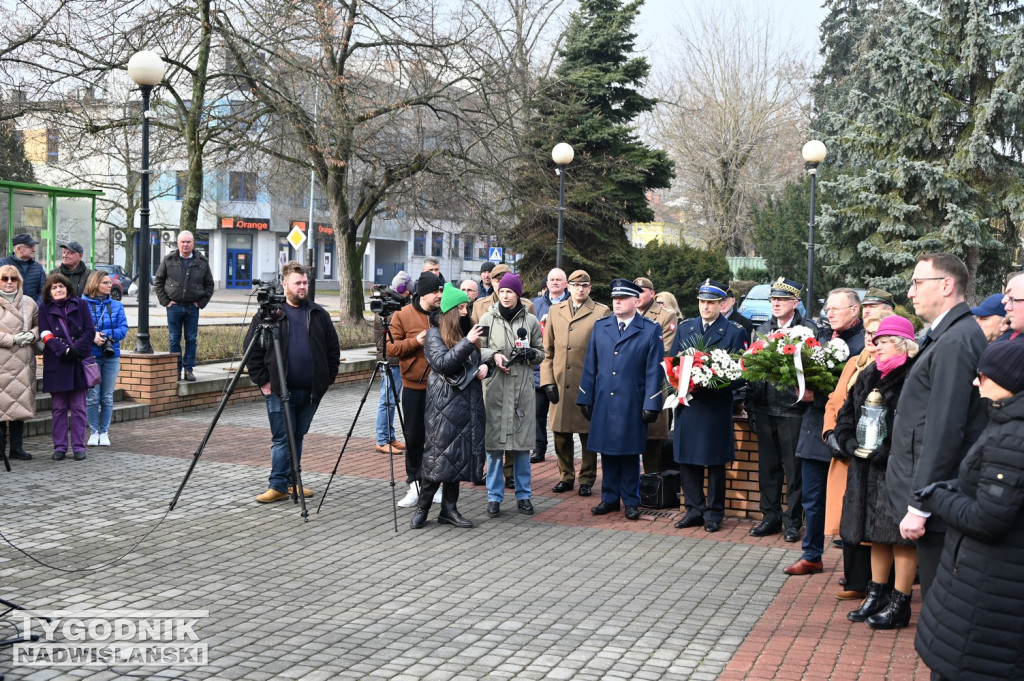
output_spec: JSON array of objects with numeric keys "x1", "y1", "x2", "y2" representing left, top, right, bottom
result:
[{"x1": 488, "y1": 246, "x2": 503, "y2": 262}]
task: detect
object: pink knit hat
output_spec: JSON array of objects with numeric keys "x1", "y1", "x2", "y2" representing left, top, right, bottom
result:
[{"x1": 874, "y1": 315, "x2": 915, "y2": 341}]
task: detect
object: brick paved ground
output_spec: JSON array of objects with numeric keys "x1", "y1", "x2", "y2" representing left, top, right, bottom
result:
[{"x1": 1, "y1": 380, "x2": 929, "y2": 680}]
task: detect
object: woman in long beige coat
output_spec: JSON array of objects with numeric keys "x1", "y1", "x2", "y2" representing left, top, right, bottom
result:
[
  {"x1": 539, "y1": 270, "x2": 610, "y2": 495},
  {"x1": 0, "y1": 264, "x2": 39, "y2": 463}
]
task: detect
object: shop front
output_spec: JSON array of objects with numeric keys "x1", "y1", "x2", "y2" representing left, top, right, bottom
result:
[{"x1": 218, "y1": 216, "x2": 269, "y2": 288}]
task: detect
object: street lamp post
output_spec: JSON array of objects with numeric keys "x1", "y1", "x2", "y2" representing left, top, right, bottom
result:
[
  {"x1": 551, "y1": 143, "x2": 574, "y2": 269},
  {"x1": 127, "y1": 50, "x2": 166, "y2": 354},
  {"x1": 801, "y1": 140, "x2": 827, "y2": 314}
]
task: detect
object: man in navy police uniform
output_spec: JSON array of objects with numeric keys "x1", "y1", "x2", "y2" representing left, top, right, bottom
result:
[
  {"x1": 672, "y1": 279, "x2": 748, "y2": 533},
  {"x1": 578, "y1": 279, "x2": 664, "y2": 520}
]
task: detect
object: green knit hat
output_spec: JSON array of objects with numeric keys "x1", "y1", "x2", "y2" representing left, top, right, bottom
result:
[{"x1": 440, "y1": 282, "x2": 470, "y2": 314}]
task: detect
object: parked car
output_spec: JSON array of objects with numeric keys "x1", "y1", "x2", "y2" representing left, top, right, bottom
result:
[
  {"x1": 93, "y1": 264, "x2": 128, "y2": 301},
  {"x1": 738, "y1": 284, "x2": 807, "y2": 325}
]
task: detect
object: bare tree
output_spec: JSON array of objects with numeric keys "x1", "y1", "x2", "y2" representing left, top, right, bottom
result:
[{"x1": 652, "y1": 3, "x2": 810, "y2": 255}]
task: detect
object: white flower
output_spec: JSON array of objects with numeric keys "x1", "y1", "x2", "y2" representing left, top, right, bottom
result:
[
  {"x1": 828, "y1": 338, "x2": 850, "y2": 362},
  {"x1": 811, "y1": 347, "x2": 826, "y2": 363},
  {"x1": 784, "y1": 325, "x2": 815, "y2": 340}
]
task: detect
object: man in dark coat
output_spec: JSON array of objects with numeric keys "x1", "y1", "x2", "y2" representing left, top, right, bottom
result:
[
  {"x1": 4, "y1": 233, "x2": 47, "y2": 305},
  {"x1": 886, "y1": 253, "x2": 987, "y2": 597},
  {"x1": 722, "y1": 288, "x2": 755, "y2": 337},
  {"x1": 578, "y1": 279, "x2": 663, "y2": 520},
  {"x1": 153, "y1": 230, "x2": 215, "y2": 381},
  {"x1": 50, "y1": 242, "x2": 93, "y2": 298},
  {"x1": 785, "y1": 288, "x2": 865, "y2": 575},
  {"x1": 247, "y1": 262, "x2": 340, "y2": 503},
  {"x1": 671, "y1": 279, "x2": 747, "y2": 533}
]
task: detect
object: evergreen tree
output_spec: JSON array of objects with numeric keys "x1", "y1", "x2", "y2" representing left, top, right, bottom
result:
[
  {"x1": 0, "y1": 120, "x2": 34, "y2": 183},
  {"x1": 508, "y1": 0, "x2": 673, "y2": 287},
  {"x1": 632, "y1": 240, "x2": 730, "y2": 318},
  {"x1": 815, "y1": 0, "x2": 1024, "y2": 299}
]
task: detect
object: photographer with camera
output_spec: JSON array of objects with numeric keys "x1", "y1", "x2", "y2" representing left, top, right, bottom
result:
[
  {"x1": 373, "y1": 271, "x2": 412, "y2": 454},
  {"x1": 478, "y1": 273, "x2": 544, "y2": 517},
  {"x1": 83, "y1": 271, "x2": 128, "y2": 447},
  {"x1": 248, "y1": 262, "x2": 340, "y2": 504}
]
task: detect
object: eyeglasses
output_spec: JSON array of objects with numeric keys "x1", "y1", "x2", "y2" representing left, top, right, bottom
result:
[
  {"x1": 908, "y1": 276, "x2": 947, "y2": 289},
  {"x1": 100, "y1": 279, "x2": 112, "y2": 285},
  {"x1": 1004, "y1": 296, "x2": 1024, "y2": 308},
  {"x1": 824, "y1": 304, "x2": 857, "y2": 314},
  {"x1": 568, "y1": 282, "x2": 591, "y2": 288},
  {"x1": 0, "y1": 276, "x2": 19, "y2": 283},
  {"x1": 864, "y1": 332, "x2": 876, "y2": 340}
]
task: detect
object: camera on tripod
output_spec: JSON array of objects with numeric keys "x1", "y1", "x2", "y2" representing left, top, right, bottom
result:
[
  {"x1": 369, "y1": 284, "x2": 405, "y2": 316},
  {"x1": 252, "y1": 278, "x2": 287, "y2": 321}
]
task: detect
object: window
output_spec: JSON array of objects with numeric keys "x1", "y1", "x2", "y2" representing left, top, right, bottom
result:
[
  {"x1": 175, "y1": 171, "x2": 187, "y2": 201},
  {"x1": 46, "y1": 128, "x2": 59, "y2": 164},
  {"x1": 229, "y1": 171, "x2": 257, "y2": 202},
  {"x1": 413, "y1": 230, "x2": 426, "y2": 256},
  {"x1": 463, "y1": 234, "x2": 473, "y2": 260},
  {"x1": 431, "y1": 231, "x2": 444, "y2": 257}
]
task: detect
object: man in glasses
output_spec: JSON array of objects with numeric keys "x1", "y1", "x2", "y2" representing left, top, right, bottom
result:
[
  {"x1": 3, "y1": 233, "x2": 46, "y2": 305},
  {"x1": 886, "y1": 253, "x2": 987, "y2": 598},
  {"x1": 1002, "y1": 271, "x2": 1024, "y2": 339}
]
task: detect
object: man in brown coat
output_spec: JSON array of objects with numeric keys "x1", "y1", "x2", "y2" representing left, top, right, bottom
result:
[
  {"x1": 635, "y1": 276, "x2": 677, "y2": 473},
  {"x1": 540, "y1": 270, "x2": 610, "y2": 496}
]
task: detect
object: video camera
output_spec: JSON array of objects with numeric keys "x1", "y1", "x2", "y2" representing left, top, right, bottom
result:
[
  {"x1": 369, "y1": 284, "x2": 406, "y2": 316},
  {"x1": 252, "y1": 278, "x2": 287, "y2": 322}
]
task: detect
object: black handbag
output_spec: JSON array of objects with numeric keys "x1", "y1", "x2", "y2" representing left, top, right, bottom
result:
[
  {"x1": 639, "y1": 470, "x2": 681, "y2": 509},
  {"x1": 441, "y1": 359, "x2": 477, "y2": 391}
]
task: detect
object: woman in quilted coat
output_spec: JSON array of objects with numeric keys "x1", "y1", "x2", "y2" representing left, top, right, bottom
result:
[
  {"x1": 0, "y1": 264, "x2": 39, "y2": 463},
  {"x1": 915, "y1": 340, "x2": 1024, "y2": 681},
  {"x1": 411, "y1": 283, "x2": 487, "y2": 530},
  {"x1": 38, "y1": 273, "x2": 95, "y2": 461}
]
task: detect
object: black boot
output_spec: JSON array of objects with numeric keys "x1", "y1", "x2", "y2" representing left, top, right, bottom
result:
[
  {"x1": 410, "y1": 482, "x2": 438, "y2": 529},
  {"x1": 437, "y1": 483, "x2": 473, "y2": 528},
  {"x1": 9, "y1": 421, "x2": 31, "y2": 460},
  {"x1": 847, "y1": 581, "x2": 888, "y2": 622},
  {"x1": 866, "y1": 589, "x2": 912, "y2": 630}
]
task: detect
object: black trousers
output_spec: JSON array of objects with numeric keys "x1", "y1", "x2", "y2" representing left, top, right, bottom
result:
[
  {"x1": 680, "y1": 463, "x2": 725, "y2": 523},
  {"x1": 843, "y1": 542, "x2": 873, "y2": 593},
  {"x1": 917, "y1": 529, "x2": 945, "y2": 599},
  {"x1": 534, "y1": 387, "x2": 549, "y2": 456},
  {"x1": 402, "y1": 388, "x2": 427, "y2": 484},
  {"x1": 751, "y1": 413, "x2": 803, "y2": 530}
]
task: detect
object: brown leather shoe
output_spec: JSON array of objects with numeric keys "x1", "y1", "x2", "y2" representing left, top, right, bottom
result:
[
  {"x1": 836, "y1": 590, "x2": 865, "y2": 600},
  {"x1": 782, "y1": 559, "x2": 824, "y2": 575},
  {"x1": 255, "y1": 489, "x2": 289, "y2": 503},
  {"x1": 389, "y1": 440, "x2": 406, "y2": 450},
  {"x1": 288, "y1": 485, "x2": 314, "y2": 498},
  {"x1": 375, "y1": 444, "x2": 394, "y2": 454}
]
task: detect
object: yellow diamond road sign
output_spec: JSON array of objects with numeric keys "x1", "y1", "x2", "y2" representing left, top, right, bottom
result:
[{"x1": 287, "y1": 226, "x2": 307, "y2": 250}]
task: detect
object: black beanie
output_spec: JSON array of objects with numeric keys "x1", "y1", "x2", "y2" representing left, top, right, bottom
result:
[
  {"x1": 416, "y1": 272, "x2": 444, "y2": 297},
  {"x1": 978, "y1": 339, "x2": 1024, "y2": 394}
]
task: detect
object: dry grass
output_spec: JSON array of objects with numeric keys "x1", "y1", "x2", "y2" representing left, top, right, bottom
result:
[{"x1": 123, "y1": 320, "x2": 375, "y2": 364}]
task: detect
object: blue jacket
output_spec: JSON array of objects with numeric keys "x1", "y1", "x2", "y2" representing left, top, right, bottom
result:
[
  {"x1": 532, "y1": 290, "x2": 569, "y2": 385},
  {"x1": 3, "y1": 255, "x2": 46, "y2": 306},
  {"x1": 83, "y1": 295, "x2": 129, "y2": 358},
  {"x1": 578, "y1": 313, "x2": 663, "y2": 455},
  {"x1": 672, "y1": 315, "x2": 748, "y2": 466}
]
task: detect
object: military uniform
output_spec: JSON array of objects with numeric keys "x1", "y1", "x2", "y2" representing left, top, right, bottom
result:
[
  {"x1": 540, "y1": 271, "x2": 610, "y2": 492},
  {"x1": 578, "y1": 280, "x2": 664, "y2": 515},
  {"x1": 671, "y1": 279, "x2": 748, "y2": 530}
]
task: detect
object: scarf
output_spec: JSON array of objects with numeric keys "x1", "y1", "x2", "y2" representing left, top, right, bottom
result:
[
  {"x1": 877, "y1": 353, "x2": 908, "y2": 377},
  {"x1": 498, "y1": 299, "x2": 523, "y2": 323}
]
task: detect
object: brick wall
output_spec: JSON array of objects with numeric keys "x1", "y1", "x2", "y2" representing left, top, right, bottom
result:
[
  {"x1": 117, "y1": 352, "x2": 374, "y2": 417},
  {"x1": 726, "y1": 417, "x2": 764, "y2": 519}
]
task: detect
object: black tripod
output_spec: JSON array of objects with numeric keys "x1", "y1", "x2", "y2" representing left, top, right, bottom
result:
[
  {"x1": 170, "y1": 297, "x2": 309, "y2": 519},
  {"x1": 317, "y1": 314, "x2": 407, "y2": 532}
]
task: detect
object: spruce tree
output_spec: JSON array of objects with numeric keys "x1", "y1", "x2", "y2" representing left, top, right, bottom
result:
[
  {"x1": 508, "y1": 0, "x2": 673, "y2": 287},
  {"x1": 815, "y1": 0, "x2": 1024, "y2": 299}
]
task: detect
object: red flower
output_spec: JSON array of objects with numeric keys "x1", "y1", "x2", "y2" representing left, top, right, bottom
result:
[
  {"x1": 782, "y1": 344, "x2": 797, "y2": 356},
  {"x1": 768, "y1": 332, "x2": 785, "y2": 341},
  {"x1": 749, "y1": 340, "x2": 766, "y2": 354},
  {"x1": 806, "y1": 338, "x2": 821, "y2": 348}
]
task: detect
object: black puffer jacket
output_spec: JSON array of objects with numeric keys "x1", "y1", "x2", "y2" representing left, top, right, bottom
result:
[
  {"x1": 835, "y1": 360, "x2": 913, "y2": 546},
  {"x1": 746, "y1": 311, "x2": 819, "y2": 418},
  {"x1": 422, "y1": 326, "x2": 485, "y2": 484},
  {"x1": 915, "y1": 392, "x2": 1024, "y2": 680}
]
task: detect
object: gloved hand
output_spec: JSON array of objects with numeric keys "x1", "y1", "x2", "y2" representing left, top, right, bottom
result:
[
  {"x1": 642, "y1": 409, "x2": 659, "y2": 424},
  {"x1": 825, "y1": 431, "x2": 847, "y2": 461},
  {"x1": 580, "y1": 404, "x2": 592, "y2": 421},
  {"x1": 543, "y1": 385, "x2": 559, "y2": 404},
  {"x1": 13, "y1": 331, "x2": 34, "y2": 346},
  {"x1": 65, "y1": 347, "x2": 84, "y2": 360},
  {"x1": 913, "y1": 480, "x2": 957, "y2": 502},
  {"x1": 526, "y1": 348, "x2": 541, "y2": 363}
]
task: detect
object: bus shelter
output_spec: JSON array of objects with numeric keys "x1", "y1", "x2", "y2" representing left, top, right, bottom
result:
[{"x1": 0, "y1": 180, "x2": 104, "y2": 270}]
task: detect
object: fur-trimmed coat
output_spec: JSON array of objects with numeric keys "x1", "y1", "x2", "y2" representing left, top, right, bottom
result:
[
  {"x1": 835, "y1": 360, "x2": 914, "y2": 545},
  {"x1": 0, "y1": 291, "x2": 38, "y2": 421}
]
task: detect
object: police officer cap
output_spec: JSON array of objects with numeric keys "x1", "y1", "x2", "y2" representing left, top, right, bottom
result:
[
  {"x1": 610, "y1": 279, "x2": 642, "y2": 298},
  {"x1": 769, "y1": 276, "x2": 803, "y2": 299},
  {"x1": 862, "y1": 287, "x2": 895, "y2": 309},
  {"x1": 568, "y1": 269, "x2": 591, "y2": 284},
  {"x1": 12, "y1": 233, "x2": 38, "y2": 246},
  {"x1": 633, "y1": 276, "x2": 655, "y2": 290},
  {"x1": 697, "y1": 278, "x2": 728, "y2": 301}
]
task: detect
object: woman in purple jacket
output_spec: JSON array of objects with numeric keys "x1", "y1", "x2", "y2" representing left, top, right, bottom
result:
[{"x1": 38, "y1": 273, "x2": 95, "y2": 460}]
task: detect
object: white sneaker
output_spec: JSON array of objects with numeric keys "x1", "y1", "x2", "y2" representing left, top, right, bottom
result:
[
  {"x1": 397, "y1": 484, "x2": 419, "y2": 508},
  {"x1": 87, "y1": 432, "x2": 100, "y2": 447},
  {"x1": 98, "y1": 433, "x2": 111, "y2": 446},
  {"x1": 432, "y1": 488, "x2": 442, "y2": 504}
]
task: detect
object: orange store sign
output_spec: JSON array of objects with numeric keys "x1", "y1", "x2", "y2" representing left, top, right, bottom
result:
[{"x1": 220, "y1": 216, "x2": 270, "y2": 231}]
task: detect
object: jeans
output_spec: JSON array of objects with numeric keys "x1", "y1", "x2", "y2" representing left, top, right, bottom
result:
[
  {"x1": 87, "y1": 355, "x2": 120, "y2": 434},
  {"x1": 799, "y1": 457, "x2": 830, "y2": 563},
  {"x1": 375, "y1": 365, "x2": 402, "y2": 445},
  {"x1": 167, "y1": 303, "x2": 200, "y2": 372},
  {"x1": 486, "y1": 450, "x2": 531, "y2": 502},
  {"x1": 52, "y1": 390, "x2": 88, "y2": 453},
  {"x1": 265, "y1": 388, "x2": 320, "y2": 493}
]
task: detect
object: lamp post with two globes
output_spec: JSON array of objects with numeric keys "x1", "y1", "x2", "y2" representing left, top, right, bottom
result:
[
  {"x1": 801, "y1": 140, "x2": 827, "y2": 314},
  {"x1": 127, "y1": 50, "x2": 166, "y2": 354},
  {"x1": 551, "y1": 143, "x2": 574, "y2": 269}
]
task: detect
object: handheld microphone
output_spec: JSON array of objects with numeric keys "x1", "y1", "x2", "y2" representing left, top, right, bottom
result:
[{"x1": 514, "y1": 327, "x2": 527, "y2": 350}]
